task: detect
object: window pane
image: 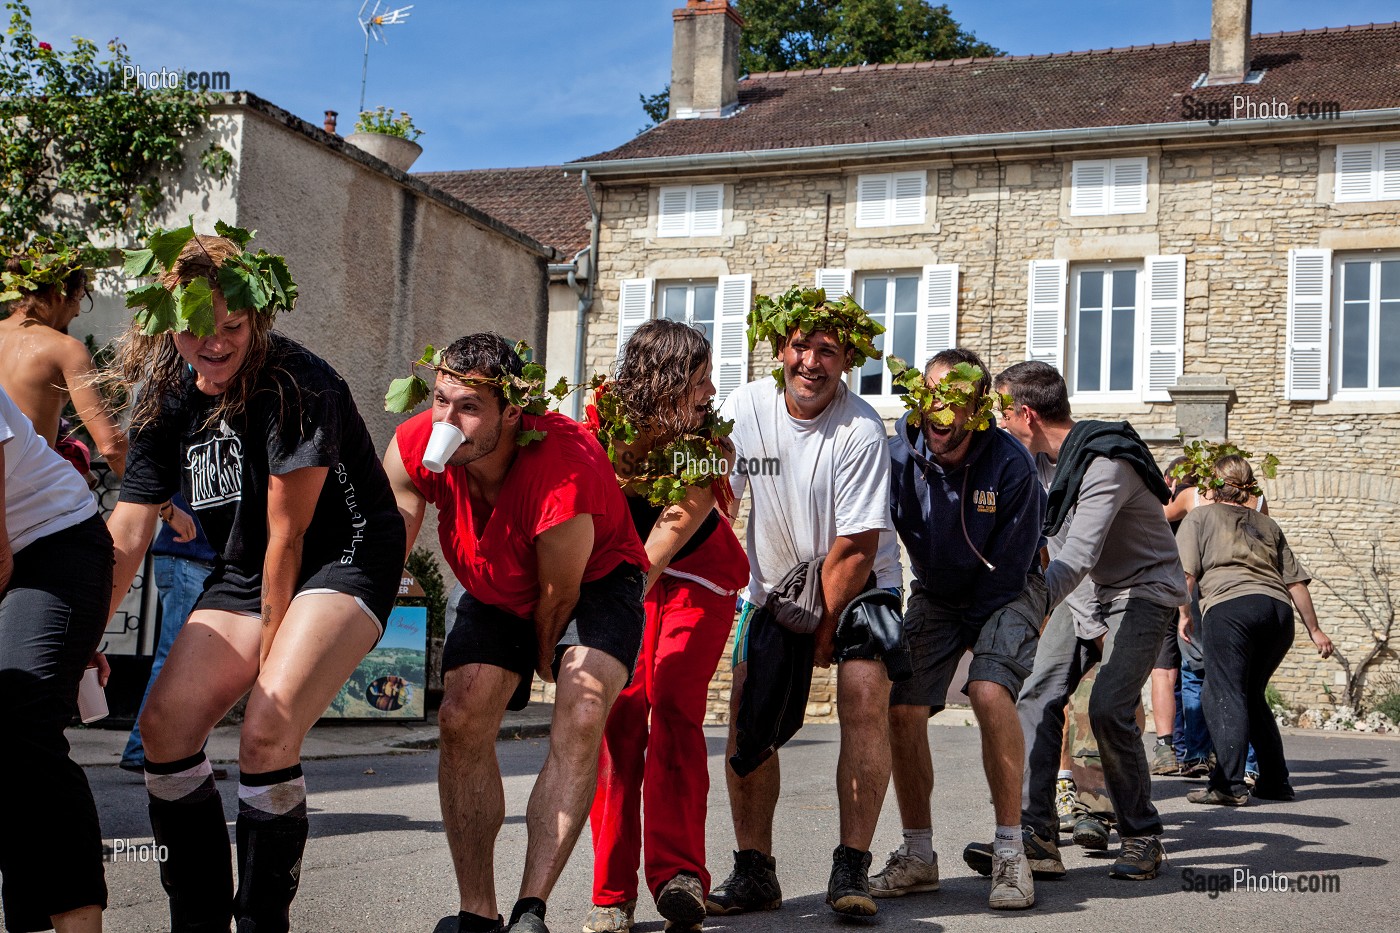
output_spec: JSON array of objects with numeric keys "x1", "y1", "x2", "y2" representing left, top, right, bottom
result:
[
  {"x1": 661, "y1": 286, "x2": 688, "y2": 322},
  {"x1": 1341, "y1": 301, "x2": 1370, "y2": 389},
  {"x1": 892, "y1": 276, "x2": 918, "y2": 380},
  {"x1": 1076, "y1": 308, "x2": 1102, "y2": 392},
  {"x1": 859, "y1": 279, "x2": 888, "y2": 394},
  {"x1": 692, "y1": 285, "x2": 716, "y2": 341},
  {"x1": 1110, "y1": 305, "x2": 1135, "y2": 391},
  {"x1": 1112, "y1": 268, "x2": 1136, "y2": 309},
  {"x1": 1381, "y1": 300, "x2": 1400, "y2": 387},
  {"x1": 1342, "y1": 262, "x2": 1371, "y2": 301}
]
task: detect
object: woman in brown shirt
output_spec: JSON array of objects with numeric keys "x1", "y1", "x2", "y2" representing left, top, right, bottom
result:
[{"x1": 1176, "y1": 455, "x2": 1332, "y2": 805}]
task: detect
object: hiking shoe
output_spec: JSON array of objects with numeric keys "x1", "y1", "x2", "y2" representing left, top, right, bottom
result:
[
  {"x1": 507, "y1": 913, "x2": 549, "y2": 933},
  {"x1": 1071, "y1": 814, "x2": 1110, "y2": 850},
  {"x1": 826, "y1": 844, "x2": 876, "y2": 916},
  {"x1": 1150, "y1": 741, "x2": 1180, "y2": 776},
  {"x1": 1109, "y1": 836, "x2": 1164, "y2": 880},
  {"x1": 962, "y1": 828, "x2": 1065, "y2": 880},
  {"x1": 582, "y1": 901, "x2": 635, "y2": 933},
  {"x1": 869, "y1": 846, "x2": 939, "y2": 897},
  {"x1": 1187, "y1": 787, "x2": 1248, "y2": 806},
  {"x1": 1250, "y1": 783, "x2": 1296, "y2": 801},
  {"x1": 989, "y1": 851, "x2": 1035, "y2": 910},
  {"x1": 705, "y1": 850, "x2": 780, "y2": 915},
  {"x1": 656, "y1": 873, "x2": 705, "y2": 929},
  {"x1": 1179, "y1": 758, "x2": 1210, "y2": 778},
  {"x1": 1054, "y1": 777, "x2": 1079, "y2": 833}
]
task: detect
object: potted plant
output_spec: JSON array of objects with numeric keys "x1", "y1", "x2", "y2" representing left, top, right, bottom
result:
[{"x1": 345, "y1": 106, "x2": 424, "y2": 172}]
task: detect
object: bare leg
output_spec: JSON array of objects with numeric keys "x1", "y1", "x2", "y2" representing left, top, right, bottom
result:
[
  {"x1": 1059, "y1": 712, "x2": 1074, "y2": 773},
  {"x1": 887, "y1": 704, "x2": 933, "y2": 830},
  {"x1": 836, "y1": 660, "x2": 891, "y2": 850},
  {"x1": 51, "y1": 905, "x2": 102, "y2": 933},
  {"x1": 724, "y1": 660, "x2": 780, "y2": 854},
  {"x1": 968, "y1": 680, "x2": 1023, "y2": 827},
  {"x1": 519, "y1": 646, "x2": 628, "y2": 901},
  {"x1": 1150, "y1": 667, "x2": 1177, "y2": 740},
  {"x1": 438, "y1": 664, "x2": 518, "y2": 916}
]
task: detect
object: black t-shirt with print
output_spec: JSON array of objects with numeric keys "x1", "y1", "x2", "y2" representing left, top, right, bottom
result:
[{"x1": 120, "y1": 333, "x2": 403, "y2": 617}]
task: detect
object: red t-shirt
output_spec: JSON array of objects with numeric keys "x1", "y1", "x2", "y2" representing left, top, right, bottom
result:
[{"x1": 397, "y1": 409, "x2": 649, "y2": 618}]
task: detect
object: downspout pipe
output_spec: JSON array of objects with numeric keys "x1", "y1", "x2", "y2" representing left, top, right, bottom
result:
[{"x1": 571, "y1": 169, "x2": 601, "y2": 420}]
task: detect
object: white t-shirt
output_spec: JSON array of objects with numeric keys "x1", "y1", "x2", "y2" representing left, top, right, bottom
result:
[
  {"x1": 721, "y1": 377, "x2": 900, "y2": 604},
  {"x1": 0, "y1": 385, "x2": 99, "y2": 553}
]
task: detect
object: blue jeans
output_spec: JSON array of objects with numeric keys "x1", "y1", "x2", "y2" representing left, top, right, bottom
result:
[
  {"x1": 121, "y1": 555, "x2": 213, "y2": 767},
  {"x1": 1179, "y1": 665, "x2": 1213, "y2": 763}
]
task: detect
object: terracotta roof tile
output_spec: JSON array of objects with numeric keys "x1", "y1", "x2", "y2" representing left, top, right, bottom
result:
[
  {"x1": 415, "y1": 166, "x2": 591, "y2": 255},
  {"x1": 577, "y1": 23, "x2": 1400, "y2": 163}
]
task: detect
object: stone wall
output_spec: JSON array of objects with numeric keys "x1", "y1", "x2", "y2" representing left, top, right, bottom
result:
[{"x1": 587, "y1": 133, "x2": 1400, "y2": 721}]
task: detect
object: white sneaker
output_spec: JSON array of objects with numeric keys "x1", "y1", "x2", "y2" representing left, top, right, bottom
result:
[
  {"x1": 989, "y1": 850, "x2": 1035, "y2": 910},
  {"x1": 869, "y1": 845, "x2": 939, "y2": 897}
]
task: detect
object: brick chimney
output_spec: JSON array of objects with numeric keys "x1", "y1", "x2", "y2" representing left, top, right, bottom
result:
[
  {"x1": 1204, "y1": 0, "x2": 1252, "y2": 86},
  {"x1": 669, "y1": 0, "x2": 743, "y2": 119},
  {"x1": 323, "y1": 110, "x2": 339, "y2": 134}
]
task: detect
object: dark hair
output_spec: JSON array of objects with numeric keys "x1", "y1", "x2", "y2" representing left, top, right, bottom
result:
[
  {"x1": 439, "y1": 332, "x2": 523, "y2": 409},
  {"x1": 3, "y1": 256, "x2": 87, "y2": 325},
  {"x1": 613, "y1": 319, "x2": 712, "y2": 440},
  {"x1": 993, "y1": 360, "x2": 1071, "y2": 423},
  {"x1": 925, "y1": 347, "x2": 991, "y2": 400}
]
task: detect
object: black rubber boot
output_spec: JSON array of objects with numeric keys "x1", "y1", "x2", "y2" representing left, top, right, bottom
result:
[
  {"x1": 148, "y1": 787, "x2": 234, "y2": 932},
  {"x1": 234, "y1": 811, "x2": 309, "y2": 932}
]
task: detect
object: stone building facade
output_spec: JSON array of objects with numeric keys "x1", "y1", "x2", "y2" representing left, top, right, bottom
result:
[{"x1": 568, "y1": 3, "x2": 1400, "y2": 719}]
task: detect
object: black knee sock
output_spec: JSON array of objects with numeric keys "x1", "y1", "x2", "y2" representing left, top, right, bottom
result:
[
  {"x1": 458, "y1": 910, "x2": 503, "y2": 932},
  {"x1": 509, "y1": 897, "x2": 546, "y2": 925},
  {"x1": 235, "y1": 764, "x2": 309, "y2": 933},
  {"x1": 146, "y1": 751, "x2": 234, "y2": 932}
]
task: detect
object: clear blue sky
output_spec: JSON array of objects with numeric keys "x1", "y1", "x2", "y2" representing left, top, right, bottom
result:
[{"x1": 30, "y1": 1, "x2": 1400, "y2": 173}]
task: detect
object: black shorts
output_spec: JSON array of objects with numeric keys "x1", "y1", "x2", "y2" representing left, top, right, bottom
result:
[
  {"x1": 1154, "y1": 622, "x2": 1182, "y2": 670},
  {"x1": 441, "y1": 561, "x2": 645, "y2": 710}
]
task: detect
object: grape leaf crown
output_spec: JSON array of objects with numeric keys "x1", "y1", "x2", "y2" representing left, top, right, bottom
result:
[
  {"x1": 122, "y1": 219, "x2": 298, "y2": 337},
  {"x1": 1169, "y1": 438, "x2": 1280, "y2": 499},
  {"x1": 747, "y1": 285, "x2": 884, "y2": 385},
  {"x1": 591, "y1": 383, "x2": 735, "y2": 505},
  {"x1": 0, "y1": 238, "x2": 89, "y2": 303},
  {"x1": 885, "y1": 356, "x2": 1011, "y2": 431}
]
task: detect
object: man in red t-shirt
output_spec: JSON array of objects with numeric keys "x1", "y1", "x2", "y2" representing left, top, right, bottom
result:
[{"x1": 384, "y1": 333, "x2": 648, "y2": 933}]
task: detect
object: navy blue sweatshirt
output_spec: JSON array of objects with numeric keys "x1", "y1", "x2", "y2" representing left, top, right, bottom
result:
[{"x1": 888, "y1": 414, "x2": 1046, "y2": 626}]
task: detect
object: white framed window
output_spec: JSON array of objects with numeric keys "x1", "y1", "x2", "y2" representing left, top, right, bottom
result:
[
  {"x1": 1025, "y1": 256, "x2": 1183, "y2": 403},
  {"x1": 615, "y1": 274, "x2": 752, "y2": 406},
  {"x1": 1332, "y1": 253, "x2": 1400, "y2": 398},
  {"x1": 1070, "y1": 157, "x2": 1148, "y2": 216},
  {"x1": 854, "y1": 171, "x2": 927, "y2": 227},
  {"x1": 656, "y1": 184, "x2": 724, "y2": 237},
  {"x1": 824, "y1": 265, "x2": 958, "y2": 401},
  {"x1": 1334, "y1": 143, "x2": 1400, "y2": 203}
]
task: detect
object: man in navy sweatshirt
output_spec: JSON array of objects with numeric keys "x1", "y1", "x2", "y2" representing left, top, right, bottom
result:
[{"x1": 872, "y1": 348, "x2": 1047, "y2": 911}]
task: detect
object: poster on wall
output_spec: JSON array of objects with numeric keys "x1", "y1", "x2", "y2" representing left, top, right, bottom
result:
[{"x1": 324, "y1": 575, "x2": 429, "y2": 720}]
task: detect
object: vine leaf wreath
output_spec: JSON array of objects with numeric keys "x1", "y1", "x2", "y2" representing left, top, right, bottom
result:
[
  {"x1": 1169, "y1": 438, "x2": 1280, "y2": 499},
  {"x1": 885, "y1": 356, "x2": 1011, "y2": 431}
]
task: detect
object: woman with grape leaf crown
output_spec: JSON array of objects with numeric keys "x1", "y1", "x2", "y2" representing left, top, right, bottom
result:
[
  {"x1": 583, "y1": 320, "x2": 748, "y2": 933},
  {"x1": 103, "y1": 224, "x2": 404, "y2": 932}
]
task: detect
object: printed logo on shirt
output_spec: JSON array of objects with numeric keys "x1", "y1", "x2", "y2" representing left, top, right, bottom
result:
[
  {"x1": 186, "y1": 420, "x2": 244, "y2": 508},
  {"x1": 336, "y1": 462, "x2": 365, "y2": 565},
  {"x1": 973, "y1": 488, "x2": 997, "y2": 514}
]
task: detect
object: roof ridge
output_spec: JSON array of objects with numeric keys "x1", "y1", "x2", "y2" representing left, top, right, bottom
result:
[
  {"x1": 415, "y1": 165, "x2": 565, "y2": 176},
  {"x1": 741, "y1": 20, "x2": 1400, "y2": 80}
]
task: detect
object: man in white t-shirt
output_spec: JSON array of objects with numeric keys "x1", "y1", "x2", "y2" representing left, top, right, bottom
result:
[{"x1": 706, "y1": 289, "x2": 903, "y2": 920}]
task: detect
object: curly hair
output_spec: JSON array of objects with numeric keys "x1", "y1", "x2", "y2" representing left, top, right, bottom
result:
[
  {"x1": 611, "y1": 319, "x2": 713, "y2": 442},
  {"x1": 107, "y1": 235, "x2": 276, "y2": 430}
]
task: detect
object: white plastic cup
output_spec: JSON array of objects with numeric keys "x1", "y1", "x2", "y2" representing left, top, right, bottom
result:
[
  {"x1": 77, "y1": 665, "x2": 108, "y2": 724},
  {"x1": 421, "y1": 422, "x2": 465, "y2": 473}
]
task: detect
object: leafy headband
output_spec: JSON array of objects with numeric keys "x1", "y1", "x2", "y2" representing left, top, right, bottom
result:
[
  {"x1": 748, "y1": 286, "x2": 884, "y2": 385},
  {"x1": 886, "y1": 356, "x2": 1011, "y2": 432},
  {"x1": 122, "y1": 220, "x2": 297, "y2": 336},
  {"x1": 0, "y1": 239, "x2": 87, "y2": 303},
  {"x1": 1169, "y1": 439, "x2": 1280, "y2": 499}
]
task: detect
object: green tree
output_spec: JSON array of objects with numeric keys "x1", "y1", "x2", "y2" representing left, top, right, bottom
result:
[
  {"x1": 0, "y1": 1, "x2": 229, "y2": 255},
  {"x1": 640, "y1": 0, "x2": 1000, "y2": 129}
]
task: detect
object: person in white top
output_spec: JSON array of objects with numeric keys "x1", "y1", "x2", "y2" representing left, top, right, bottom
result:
[
  {"x1": 0, "y1": 385, "x2": 112, "y2": 933},
  {"x1": 707, "y1": 287, "x2": 902, "y2": 920}
]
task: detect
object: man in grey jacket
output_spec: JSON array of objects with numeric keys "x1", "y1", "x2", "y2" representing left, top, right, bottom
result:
[{"x1": 968, "y1": 361, "x2": 1185, "y2": 882}]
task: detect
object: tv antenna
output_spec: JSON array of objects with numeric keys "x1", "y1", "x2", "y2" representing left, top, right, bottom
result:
[{"x1": 358, "y1": 1, "x2": 414, "y2": 113}]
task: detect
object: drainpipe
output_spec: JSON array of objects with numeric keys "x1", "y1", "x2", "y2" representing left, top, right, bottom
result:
[{"x1": 572, "y1": 169, "x2": 601, "y2": 420}]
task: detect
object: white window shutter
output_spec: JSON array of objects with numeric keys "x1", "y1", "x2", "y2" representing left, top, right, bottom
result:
[
  {"x1": 1335, "y1": 145, "x2": 1377, "y2": 202},
  {"x1": 1026, "y1": 260, "x2": 1068, "y2": 373},
  {"x1": 1285, "y1": 249, "x2": 1332, "y2": 400},
  {"x1": 1071, "y1": 161, "x2": 1108, "y2": 216},
  {"x1": 714, "y1": 274, "x2": 752, "y2": 405},
  {"x1": 1110, "y1": 158, "x2": 1148, "y2": 214},
  {"x1": 815, "y1": 268, "x2": 854, "y2": 301},
  {"x1": 657, "y1": 187, "x2": 691, "y2": 237},
  {"x1": 1380, "y1": 143, "x2": 1400, "y2": 199},
  {"x1": 1141, "y1": 255, "x2": 1185, "y2": 402},
  {"x1": 617, "y1": 278, "x2": 653, "y2": 354},
  {"x1": 690, "y1": 184, "x2": 723, "y2": 235},
  {"x1": 892, "y1": 171, "x2": 926, "y2": 225},
  {"x1": 916, "y1": 264, "x2": 958, "y2": 366},
  {"x1": 855, "y1": 174, "x2": 891, "y2": 227}
]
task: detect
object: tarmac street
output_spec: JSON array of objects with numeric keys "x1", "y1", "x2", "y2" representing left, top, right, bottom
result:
[{"x1": 85, "y1": 719, "x2": 1397, "y2": 932}]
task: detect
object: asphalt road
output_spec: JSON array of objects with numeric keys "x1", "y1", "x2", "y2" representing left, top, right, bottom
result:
[{"x1": 94, "y1": 724, "x2": 1398, "y2": 932}]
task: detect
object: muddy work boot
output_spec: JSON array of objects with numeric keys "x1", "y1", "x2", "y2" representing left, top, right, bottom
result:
[
  {"x1": 581, "y1": 900, "x2": 635, "y2": 933},
  {"x1": 869, "y1": 845, "x2": 939, "y2": 897},
  {"x1": 705, "y1": 850, "x2": 781, "y2": 915},
  {"x1": 1109, "y1": 835, "x2": 1165, "y2": 880},
  {"x1": 963, "y1": 827, "x2": 1066, "y2": 880},
  {"x1": 826, "y1": 844, "x2": 877, "y2": 917}
]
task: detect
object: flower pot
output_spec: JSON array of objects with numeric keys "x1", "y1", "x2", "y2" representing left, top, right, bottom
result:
[{"x1": 345, "y1": 132, "x2": 423, "y2": 173}]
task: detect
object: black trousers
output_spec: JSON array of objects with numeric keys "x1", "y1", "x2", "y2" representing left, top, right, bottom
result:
[
  {"x1": 1201, "y1": 593, "x2": 1294, "y2": 797},
  {"x1": 0, "y1": 515, "x2": 113, "y2": 931}
]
